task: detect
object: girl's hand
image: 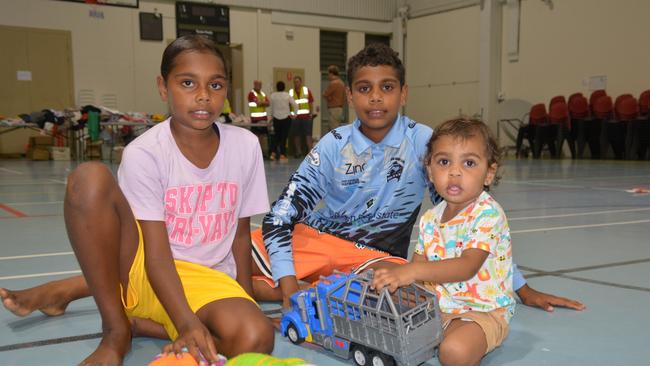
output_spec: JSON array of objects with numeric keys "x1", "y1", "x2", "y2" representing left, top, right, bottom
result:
[
  {"x1": 163, "y1": 319, "x2": 219, "y2": 366},
  {"x1": 371, "y1": 266, "x2": 416, "y2": 293}
]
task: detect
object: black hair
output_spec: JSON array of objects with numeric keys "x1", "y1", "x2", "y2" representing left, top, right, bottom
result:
[
  {"x1": 276, "y1": 81, "x2": 285, "y2": 91},
  {"x1": 160, "y1": 35, "x2": 228, "y2": 81},
  {"x1": 346, "y1": 43, "x2": 405, "y2": 87},
  {"x1": 425, "y1": 117, "x2": 503, "y2": 188}
]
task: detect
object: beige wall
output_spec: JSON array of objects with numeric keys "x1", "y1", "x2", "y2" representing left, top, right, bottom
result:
[
  {"x1": 405, "y1": 5, "x2": 480, "y2": 128},
  {"x1": 232, "y1": 9, "x2": 322, "y2": 135},
  {"x1": 0, "y1": 0, "x2": 174, "y2": 114},
  {"x1": 501, "y1": 0, "x2": 650, "y2": 105},
  {"x1": 1, "y1": 0, "x2": 381, "y2": 138},
  {"x1": 346, "y1": 31, "x2": 366, "y2": 123}
]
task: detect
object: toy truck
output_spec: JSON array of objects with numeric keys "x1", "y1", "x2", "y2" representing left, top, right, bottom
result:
[{"x1": 280, "y1": 270, "x2": 443, "y2": 366}]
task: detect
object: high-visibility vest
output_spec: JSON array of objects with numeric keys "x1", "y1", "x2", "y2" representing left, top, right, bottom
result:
[
  {"x1": 289, "y1": 86, "x2": 311, "y2": 117},
  {"x1": 248, "y1": 90, "x2": 267, "y2": 120},
  {"x1": 222, "y1": 98, "x2": 232, "y2": 114}
]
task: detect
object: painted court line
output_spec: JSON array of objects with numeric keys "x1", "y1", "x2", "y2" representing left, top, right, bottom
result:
[
  {"x1": 0, "y1": 270, "x2": 81, "y2": 281},
  {"x1": 508, "y1": 207, "x2": 650, "y2": 221},
  {"x1": 553, "y1": 274, "x2": 650, "y2": 292},
  {"x1": 3, "y1": 200, "x2": 63, "y2": 206},
  {"x1": 0, "y1": 167, "x2": 23, "y2": 175},
  {"x1": 0, "y1": 251, "x2": 74, "y2": 261},
  {"x1": 0, "y1": 214, "x2": 60, "y2": 220},
  {"x1": 502, "y1": 180, "x2": 581, "y2": 189},
  {"x1": 0, "y1": 332, "x2": 103, "y2": 352},
  {"x1": 0, "y1": 182, "x2": 65, "y2": 187},
  {"x1": 519, "y1": 259, "x2": 650, "y2": 292},
  {"x1": 412, "y1": 210, "x2": 650, "y2": 230},
  {"x1": 0, "y1": 191, "x2": 62, "y2": 198},
  {"x1": 506, "y1": 174, "x2": 650, "y2": 183},
  {"x1": 524, "y1": 270, "x2": 650, "y2": 292},
  {"x1": 511, "y1": 219, "x2": 650, "y2": 234},
  {"x1": 0, "y1": 203, "x2": 27, "y2": 218},
  {"x1": 519, "y1": 258, "x2": 650, "y2": 277}
]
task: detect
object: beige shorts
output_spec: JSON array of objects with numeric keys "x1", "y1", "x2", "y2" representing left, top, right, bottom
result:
[
  {"x1": 440, "y1": 308, "x2": 510, "y2": 354},
  {"x1": 328, "y1": 107, "x2": 344, "y2": 130}
]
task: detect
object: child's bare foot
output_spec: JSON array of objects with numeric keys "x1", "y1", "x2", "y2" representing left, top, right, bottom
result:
[
  {"x1": 78, "y1": 329, "x2": 131, "y2": 366},
  {"x1": 0, "y1": 282, "x2": 73, "y2": 317}
]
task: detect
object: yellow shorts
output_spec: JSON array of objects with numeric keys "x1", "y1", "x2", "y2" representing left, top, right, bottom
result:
[
  {"x1": 122, "y1": 222, "x2": 255, "y2": 340},
  {"x1": 251, "y1": 224, "x2": 408, "y2": 287},
  {"x1": 440, "y1": 308, "x2": 510, "y2": 354}
]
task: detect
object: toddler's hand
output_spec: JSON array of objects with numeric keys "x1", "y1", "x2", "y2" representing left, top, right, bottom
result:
[{"x1": 371, "y1": 266, "x2": 415, "y2": 293}]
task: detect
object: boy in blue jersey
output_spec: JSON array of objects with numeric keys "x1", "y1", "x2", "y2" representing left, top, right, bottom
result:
[{"x1": 250, "y1": 43, "x2": 585, "y2": 312}]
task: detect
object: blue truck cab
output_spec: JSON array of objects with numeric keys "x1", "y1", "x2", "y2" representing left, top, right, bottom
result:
[{"x1": 280, "y1": 271, "x2": 443, "y2": 366}]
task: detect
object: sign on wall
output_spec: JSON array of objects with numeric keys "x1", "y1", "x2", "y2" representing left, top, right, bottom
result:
[
  {"x1": 273, "y1": 68, "x2": 305, "y2": 89},
  {"x1": 57, "y1": 0, "x2": 139, "y2": 8},
  {"x1": 176, "y1": 2, "x2": 230, "y2": 44}
]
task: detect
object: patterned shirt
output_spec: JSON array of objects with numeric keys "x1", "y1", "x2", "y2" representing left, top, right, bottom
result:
[
  {"x1": 415, "y1": 191, "x2": 516, "y2": 322},
  {"x1": 262, "y1": 114, "x2": 440, "y2": 280}
]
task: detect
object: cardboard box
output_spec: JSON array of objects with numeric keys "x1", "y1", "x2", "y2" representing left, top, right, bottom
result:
[
  {"x1": 112, "y1": 146, "x2": 125, "y2": 164},
  {"x1": 29, "y1": 147, "x2": 50, "y2": 160},
  {"x1": 85, "y1": 139, "x2": 103, "y2": 160},
  {"x1": 0, "y1": 127, "x2": 43, "y2": 155},
  {"x1": 29, "y1": 136, "x2": 53, "y2": 147},
  {"x1": 49, "y1": 146, "x2": 71, "y2": 161}
]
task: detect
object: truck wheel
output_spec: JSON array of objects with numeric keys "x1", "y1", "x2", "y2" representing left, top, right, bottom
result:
[
  {"x1": 352, "y1": 345, "x2": 369, "y2": 366},
  {"x1": 285, "y1": 323, "x2": 304, "y2": 345},
  {"x1": 370, "y1": 352, "x2": 395, "y2": 366}
]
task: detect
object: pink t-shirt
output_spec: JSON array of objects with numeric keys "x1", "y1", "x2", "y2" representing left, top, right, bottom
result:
[{"x1": 118, "y1": 119, "x2": 269, "y2": 279}]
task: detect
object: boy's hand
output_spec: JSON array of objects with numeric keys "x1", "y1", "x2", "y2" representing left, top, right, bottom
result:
[
  {"x1": 279, "y1": 276, "x2": 300, "y2": 309},
  {"x1": 164, "y1": 318, "x2": 219, "y2": 366},
  {"x1": 371, "y1": 266, "x2": 415, "y2": 293},
  {"x1": 516, "y1": 284, "x2": 586, "y2": 312}
]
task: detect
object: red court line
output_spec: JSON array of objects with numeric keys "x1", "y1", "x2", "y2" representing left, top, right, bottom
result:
[
  {"x1": 0, "y1": 203, "x2": 27, "y2": 218},
  {"x1": 0, "y1": 214, "x2": 61, "y2": 220}
]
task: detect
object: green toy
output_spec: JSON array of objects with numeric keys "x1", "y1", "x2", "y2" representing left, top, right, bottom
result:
[{"x1": 225, "y1": 353, "x2": 309, "y2": 366}]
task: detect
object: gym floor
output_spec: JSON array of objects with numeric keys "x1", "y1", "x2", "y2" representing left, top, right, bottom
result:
[{"x1": 1, "y1": 157, "x2": 648, "y2": 365}]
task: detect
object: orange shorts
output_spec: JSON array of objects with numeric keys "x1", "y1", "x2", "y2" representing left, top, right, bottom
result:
[{"x1": 250, "y1": 223, "x2": 408, "y2": 287}]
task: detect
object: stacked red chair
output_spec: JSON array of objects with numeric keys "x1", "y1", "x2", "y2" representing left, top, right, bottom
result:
[
  {"x1": 589, "y1": 89, "x2": 607, "y2": 116},
  {"x1": 550, "y1": 101, "x2": 574, "y2": 158},
  {"x1": 568, "y1": 94, "x2": 598, "y2": 158},
  {"x1": 639, "y1": 89, "x2": 650, "y2": 117},
  {"x1": 529, "y1": 103, "x2": 560, "y2": 158}
]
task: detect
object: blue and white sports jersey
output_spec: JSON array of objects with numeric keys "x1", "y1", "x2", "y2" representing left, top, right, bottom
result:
[{"x1": 262, "y1": 115, "x2": 441, "y2": 280}]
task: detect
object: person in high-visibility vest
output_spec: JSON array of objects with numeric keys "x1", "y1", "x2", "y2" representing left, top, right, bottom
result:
[
  {"x1": 289, "y1": 75, "x2": 315, "y2": 158},
  {"x1": 221, "y1": 97, "x2": 232, "y2": 123},
  {"x1": 248, "y1": 80, "x2": 270, "y2": 157}
]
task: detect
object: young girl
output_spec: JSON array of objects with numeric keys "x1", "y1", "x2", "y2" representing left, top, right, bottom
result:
[
  {"x1": 371, "y1": 118, "x2": 515, "y2": 366},
  {"x1": 1, "y1": 35, "x2": 274, "y2": 366}
]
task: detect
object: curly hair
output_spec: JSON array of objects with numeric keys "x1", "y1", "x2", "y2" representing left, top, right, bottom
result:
[
  {"x1": 346, "y1": 43, "x2": 405, "y2": 87},
  {"x1": 424, "y1": 117, "x2": 503, "y2": 188}
]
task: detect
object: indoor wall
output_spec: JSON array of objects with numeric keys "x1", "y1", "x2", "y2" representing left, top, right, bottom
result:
[
  {"x1": 501, "y1": 0, "x2": 650, "y2": 106},
  {"x1": 404, "y1": 5, "x2": 480, "y2": 128}
]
